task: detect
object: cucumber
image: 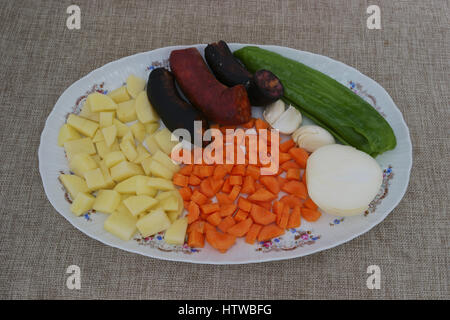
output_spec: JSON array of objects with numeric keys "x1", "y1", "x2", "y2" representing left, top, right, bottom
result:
[{"x1": 233, "y1": 46, "x2": 396, "y2": 157}]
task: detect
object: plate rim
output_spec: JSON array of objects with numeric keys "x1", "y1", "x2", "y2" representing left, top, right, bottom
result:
[{"x1": 38, "y1": 43, "x2": 413, "y2": 264}]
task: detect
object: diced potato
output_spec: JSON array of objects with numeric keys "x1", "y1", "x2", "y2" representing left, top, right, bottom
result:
[
  {"x1": 164, "y1": 217, "x2": 188, "y2": 245},
  {"x1": 167, "y1": 211, "x2": 181, "y2": 223},
  {"x1": 69, "y1": 153, "x2": 98, "y2": 177},
  {"x1": 133, "y1": 143, "x2": 151, "y2": 164},
  {"x1": 140, "y1": 157, "x2": 152, "y2": 175},
  {"x1": 59, "y1": 174, "x2": 89, "y2": 199},
  {"x1": 120, "y1": 139, "x2": 138, "y2": 162},
  {"x1": 114, "y1": 175, "x2": 139, "y2": 194},
  {"x1": 156, "y1": 190, "x2": 183, "y2": 221},
  {"x1": 116, "y1": 100, "x2": 137, "y2": 123},
  {"x1": 135, "y1": 175, "x2": 157, "y2": 197},
  {"x1": 135, "y1": 91, "x2": 158, "y2": 124},
  {"x1": 104, "y1": 205, "x2": 137, "y2": 241},
  {"x1": 67, "y1": 114, "x2": 99, "y2": 138},
  {"x1": 98, "y1": 160, "x2": 116, "y2": 189},
  {"x1": 158, "y1": 195, "x2": 178, "y2": 211},
  {"x1": 79, "y1": 100, "x2": 100, "y2": 122},
  {"x1": 121, "y1": 130, "x2": 134, "y2": 144},
  {"x1": 91, "y1": 154, "x2": 102, "y2": 165},
  {"x1": 108, "y1": 86, "x2": 130, "y2": 103},
  {"x1": 148, "y1": 159, "x2": 174, "y2": 180},
  {"x1": 110, "y1": 161, "x2": 144, "y2": 182},
  {"x1": 58, "y1": 124, "x2": 81, "y2": 146},
  {"x1": 95, "y1": 140, "x2": 120, "y2": 158},
  {"x1": 93, "y1": 189, "x2": 121, "y2": 214},
  {"x1": 145, "y1": 122, "x2": 159, "y2": 134},
  {"x1": 147, "y1": 177, "x2": 175, "y2": 191},
  {"x1": 92, "y1": 129, "x2": 105, "y2": 143},
  {"x1": 152, "y1": 150, "x2": 180, "y2": 173},
  {"x1": 155, "y1": 190, "x2": 177, "y2": 201},
  {"x1": 64, "y1": 137, "x2": 96, "y2": 160},
  {"x1": 84, "y1": 168, "x2": 107, "y2": 191},
  {"x1": 102, "y1": 125, "x2": 117, "y2": 147},
  {"x1": 113, "y1": 118, "x2": 130, "y2": 138},
  {"x1": 123, "y1": 195, "x2": 159, "y2": 216},
  {"x1": 144, "y1": 133, "x2": 161, "y2": 155},
  {"x1": 126, "y1": 74, "x2": 146, "y2": 98},
  {"x1": 104, "y1": 151, "x2": 125, "y2": 168},
  {"x1": 153, "y1": 128, "x2": 178, "y2": 154},
  {"x1": 136, "y1": 209, "x2": 171, "y2": 237},
  {"x1": 99, "y1": 111, "x2": 115, "y2": 128},
  {"x1": 70, "y1": 192, "x2": 95, "y2": 216},
  {"x1": 87, "y1": 92, "x2": 117, "y2": 112},
  {"x1": 130, "y1": 122, "x2": 146, "y2": 142}
]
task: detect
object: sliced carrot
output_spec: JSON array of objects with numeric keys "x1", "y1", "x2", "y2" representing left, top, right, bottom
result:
[
  {"x1": 248, "y1": 188, "x2": 276, "y2": 202},
  {"x1": 199, "y1": 178, "x2": 215, "y2": 198},
  {"x1": 191, "y1": 190, "x2": 208, "y2": 205},
  {"x1": 227, "y1": 218, "x2": 253, "y2": 237},
  {"x1": 216, "y1": 192, "x2": 233, "y2": 205},
  {"x1": 241, "y1": 175, "x2": 256, "y2": 194},
  {"x1": 217, "y1": 216, "x2": 236, "y2": 233},
  {"x1": 277, "y1": 205, "x2": 290, "y2": 229},
  {"x1": 172, "y1": 173, "x2": 188, "y2": 187},
  {"x1": 255, "y1": 118, "x2": 269, "y2": 131},
  {"x1": 178, "y1": 187, "x2": 192, "y2": 201},
  {"x1": 260, "y1": 176, "x2": 280, "y2": 194},
  {"x1": 289, "y1": 147, "x2": 309, "y2": 168},
  {"x1": 277, "y1": 176, "x2": 286, "y2": 188},
  {"x1": 279, "y1": 152, "x2": 292, "y2": 164},
  {"x1": 237, "y1": 197, "x2": 252, "y2": 212},
  {"x1": 187, "y1": 201, "x2": 200, "y2": 224},
  {"x1": 198, "y1": 165, "x2": 214, "y2": 178},
  {"x1": 206, "y1": 230, "x2": 236, "y2": 253},
  {"x1": 210, "y1": 178, "x2": 224, "y2": 194},
  {"x1": 273, "y1": 201, "x2": 284, "y2": 224},
  {"x1": 250, "y1": 204, "x2": 276, "y2": 225},
  {"x1": 304, "y1": 198, "x2": 318, "y2": 210},
  {"x1": 187, "y1": 230, "x2": 205, "y2": 248},
  {"x1": 302, "y1": 171, "x2": 307, "y2": 184},
  {"x1": 251, "y1": 200, "x2": 272, "y2": 211},
  {"x1": 301, "y1": 207, "x2": 321, "y2": 222},
  {"x1": 228, "y1": 185, "x2": 241, "y2": 201},
  {"x1": 188, "y1": 175, "x2": 202, "y2": 186},
  {"x1": 201, "y1": 203, "x2": 220, "y2": 214},
  {"x1": 231, "y1": 164, "x2": 246, "y2": 176},
  {"x1": 287, "y1": 206, "x2": 301, "y2": 228},
  {"x1": 229, "y1": 175, "x2": 243, "y2": 186},
  {"x1": 257, "y1": 224, "x2": 285, "y2": 242},
  {"x1": 187, "y1": 220, "x2": 205, "y2": 234},
  {"x1": 242, "y1": 118, "x2": 255, "y2": 129},
  {"x1": 206, "y1": 211, "x2": 222, "y2": 226},
  {"x1": 245, "y1": 165, "x2": 260, "y2": 180},
  {"x1": 184, "y1": 200, "x2": 190, "y2": 209},
  {"x1": 280, "y1": 161, "x2": 300, "y2": 171},
  {"x1": 234, "y1": 209, "x2": 249, "y2": 222},
  {"x1": 179, "y1": 164, "x2": 193, "y2": 176},
  {"x1": 286, "y1": 168, "x2": 301, "y2": 181},
  {"x1": 280, "y1": 194, "x2": 303, "y2": 208},
  {"x1": 281, "y1": 180, "x2": 307, "y2": 199},
  {"x1": 222, "y1": 177, "x2": 232, "y2": 193},
  {"x1": 279, "y1": 139, "x2": 295, "y2": 152},
  {"x1": 219, "y1": 203, "x2": 237, "y2": 217},
  {"x1": 223, "y1": 164, "x2": 234, "y2": 173},
  {"x1": 245, "y1": 223, "x2": 263, "y2": 244},
  {"x1": 213, "y1": 165, "x2": 228, "y2": 180},
  {"x1": 204, "y1": 221, "x2": 216, "y2": 233}
]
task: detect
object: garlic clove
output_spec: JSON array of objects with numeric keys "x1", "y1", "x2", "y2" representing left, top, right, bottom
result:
[
  {"x1": 263, "y1": 99, "x2": 285, "y2": 125},
  {"x1": 270, "y1": 105, "x2": 302, "y2": 135},
  {"x1": 293, "y1": 125, "x2": 335, "y2": 152}
]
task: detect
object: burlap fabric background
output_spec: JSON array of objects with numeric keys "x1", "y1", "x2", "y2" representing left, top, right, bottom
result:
[{"x1": 0, "y1": 0, "x2": 448, "y2": 299}]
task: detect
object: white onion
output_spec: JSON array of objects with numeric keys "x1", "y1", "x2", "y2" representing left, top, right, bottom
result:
[{"x1": 306, "y1": 144, "x2": 383, "y2": 216}]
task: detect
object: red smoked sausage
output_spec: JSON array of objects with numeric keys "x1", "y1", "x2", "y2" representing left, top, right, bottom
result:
[{"x1": 169, "y1": 48, "x2": 251, "y2": 125}]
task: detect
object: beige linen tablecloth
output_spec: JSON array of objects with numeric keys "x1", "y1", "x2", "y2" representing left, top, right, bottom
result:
[{"x1": 0, "y1": 0, "x2": 448, "y2": 299}]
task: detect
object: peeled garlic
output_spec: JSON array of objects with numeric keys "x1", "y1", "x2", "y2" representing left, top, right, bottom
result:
[
  {"x1": 263, "y1": 100, "x2": 285, "y2": 125},
  {"x1": 292, "y1": 125, "x2": 335, "y2": 152},
  {"x1": 270, "y1": 106, "x2": 302, "y2": 134}
]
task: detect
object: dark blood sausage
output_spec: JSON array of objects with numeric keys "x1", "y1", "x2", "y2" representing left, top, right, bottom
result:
[
  {"x1": 169, "y1": 47, "x2": 251, "y2": 125},
  {"x1": 204, "y1": 40, "x2": 284, "y2": 106},
  {"x1": 147, "y1": 67, "x2": 208, "y2": 146}
]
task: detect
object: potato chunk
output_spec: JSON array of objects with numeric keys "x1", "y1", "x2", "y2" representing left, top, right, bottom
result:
[
  {"x1": 67, "y1": 114, "x2": 99, "y2": 138},
  {"x1": 69, "y1": 153, "x2": 98, "y2": 177},
  {"x1": 70, "y1": 192, "x2": 95, "y2": 216},
  {"x1": 135, "y1": 91, "x2": 158, "y2": 123},
  {"x1": 64, "y1": 137, "x2": 96, "y2": 160},
  {"x1": 123, "y1": 195, "x2": 159, "y2": 216},
  {"x1": 84, "y1": 168, "x2": 107, "y2": 191},
  {"x1": 110, "y1": 161, "x2": 143, "y2": 182},
  {"x1": 93, "y1": 189, "x2": 121, "y2": 214},
  {"x1": 108, "y1": 86, "x2": 130, "y2": 103},
  {"x1": 59, "y1": 174, "x2": 89, "y2": 199},
  {"x1": 58, "y1": 124, "x2": 81, "y2": 146},
  {"x1": 164, "y1": 217, "x2": 188, "y2": 245},
  {"x1": 116, "y1": 100, "x2": 137, "y2": 123},
  {"x1": 87, "y1": 92, "x2": 117, "y2": 112},
  {"x1": 136, "y1": 209, "x2": 171, "y2": 237},
  {"x1": 104, "y1": 205, "x2": 137, "y2": 241},
  {"x1": 153, "y1": 128, "x2": 178, "y2": 154},
  {"x1": 126, "y1": 75, "x2": 146, "y2": 98}
]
